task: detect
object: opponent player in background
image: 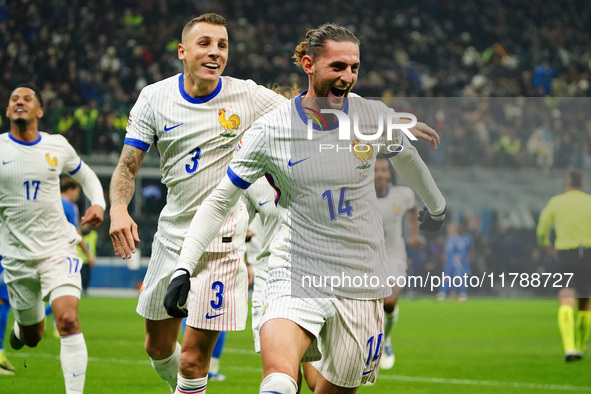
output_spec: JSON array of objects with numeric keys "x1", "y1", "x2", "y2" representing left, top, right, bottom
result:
[
  {"x1": 374, "y1": 155, "x2": 422, "y2": 370},
  {"x1": 537, "y1": 168, "x2": 591, "y2": 362},
  {"x1": 0, "y1": 84, "x2": 105, "y2": 392},
  {"x1": 165, "y1": 23, "x2": 445, "y2": 394},
  {"x1": 60, "y1": 177, "x2": 96, "y2": 293},
  {"x1": 437, "y1": 223, "x2": 473, "y2": 301},
  {"x1": 0, "y1": 261, "x2": 15, "y2": 375},
  {"x1": 108, "y1": 13, "x2": 288, "y2": 393}
]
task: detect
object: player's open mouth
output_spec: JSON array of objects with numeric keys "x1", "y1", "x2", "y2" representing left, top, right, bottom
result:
[
  {"x1": 330, "y1": 86, "x2": 347, "y2": 97},
  {"x1": 204, "y1": 63, "x2": 219, "y2": 70}
]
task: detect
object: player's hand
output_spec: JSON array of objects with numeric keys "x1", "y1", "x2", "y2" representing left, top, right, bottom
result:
[
  {"x1": 246, "y1": 229, "x2": 256, "y2": 243},
  {"x1": 418, "y1": 206, "x2": 445, "y2": 232},
  {"x1": 164, "y1": 269, "x2": 191, "y2": 318},
  {"x1": 81, "y1": 204, "x2": 104, "y2": 227},
  {"x1": 404, "y1": 120, "x2": 440, "y2": 151},
  {"x1": 109, "y1": 205, "x2": 140, "y2": 259}
]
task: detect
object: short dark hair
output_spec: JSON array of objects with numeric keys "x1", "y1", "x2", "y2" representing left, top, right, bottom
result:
[
  {"x1": 60, "y1": 177, "x2": 80, "y2": 193},
  {"x1": 567, "y1": 167, "x2": 583, "y2": 189},
  {"x1": 13, "y1": 83, "x2": 44, "y2": 108},
  {"x1": 182, "y1": 13, "x2": 226, "y2": 42},
  {"x1": 293, "y1": 23, "x2": 360, "y2": 67},
  {"x1": 376, "y1": 154, "x2": 397, "y2": 185}
]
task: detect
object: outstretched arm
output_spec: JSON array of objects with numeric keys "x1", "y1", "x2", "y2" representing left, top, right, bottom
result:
[
  {"x1": 406, "y1": 206, "x2": 423, "y2": 248},
  {"x1": 71, "y1": 161, "x2": 106, "y2": 227},
  {"x1": 405, "y1": 120, "x2": 440, "y2": 151},
  {"x1": 536, "y1": 200, "x2": 555, "y2": 248},
  {"x1": 390, "y1": 140, "x2": 446, "y2": 230},
  {"x1": 109, "y1": 145, "x2": 146, "y2": 258}
]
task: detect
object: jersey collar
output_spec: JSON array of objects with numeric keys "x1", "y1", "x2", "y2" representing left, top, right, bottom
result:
[
  {"x1": 376, "y1": 185, "x2": 390, "y2": 199},
  {"x1": 178, "y1": 73, "x2": 222, "y2": 104},
  {"x1": 9, "y1": 132, "x2": 42, "y2": 146},
  {"x1": 294, "y1": 90, "x2": 349, "y2": 131}
]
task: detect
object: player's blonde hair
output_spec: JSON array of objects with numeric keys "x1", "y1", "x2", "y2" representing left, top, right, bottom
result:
[
  {"x1": 293, "y1": 23, "x2": 360, "y2": 67},
  {"x1": 268, "y1": 83, "x2": 301, "y2": 99},
  {"x1": 182, "y1": 13, "x2": 226, "y2": 42}
]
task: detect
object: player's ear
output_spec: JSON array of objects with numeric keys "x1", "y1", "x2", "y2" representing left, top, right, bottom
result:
[
  {"x1": 37, "y1": 107, "x2": 44, "y2": 119},
  {"x1": 178, "y1": 43, "x2": 186, "y2": 61},
  {"x1": 301, "y1": 55, "x2": 314, "y2": 76}
]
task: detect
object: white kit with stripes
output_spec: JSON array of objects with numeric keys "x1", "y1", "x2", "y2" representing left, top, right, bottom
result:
[
  {"x1": 376, "y1": 185, "x2": 416, "y2": 277},
  {"x1": 0, "y1": 132, "x2": 85, "y2": 260},
  {"x1": 126, "y1": 73, "x2": 286, "y2": 325}
]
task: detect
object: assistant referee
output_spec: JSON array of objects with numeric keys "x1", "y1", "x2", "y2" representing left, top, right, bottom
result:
[{"x1": 537, "y1": 168, "x2": 591, "y2": 362}]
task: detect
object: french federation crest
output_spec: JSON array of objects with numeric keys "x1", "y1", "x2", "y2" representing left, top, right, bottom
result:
[
  {"x1": 218, "y1": 108, "x2": 240, "y2": 138},
  {"x1": 46, "y1": 153, "x2": 58, "y2": 171},
  {"x1": 352, "y1": 139, "x2": 373, "y2": 181}
]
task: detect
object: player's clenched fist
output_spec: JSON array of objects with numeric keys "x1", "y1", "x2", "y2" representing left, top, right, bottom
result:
[
  {"x1": 164, "y1": 269, "x2": 191, "y2": 318},
  {"x1": 418, "y1": 206, "x2": 446, "y2": 232}
]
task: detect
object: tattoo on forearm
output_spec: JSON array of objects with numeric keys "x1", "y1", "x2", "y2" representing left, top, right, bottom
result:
[{"x1": 110, "y1": 146, "x2": 144, "y2": 208}]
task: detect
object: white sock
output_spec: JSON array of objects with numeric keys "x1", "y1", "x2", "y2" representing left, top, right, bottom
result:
[
  {"x1": 259, "y1": 372, "x2": 298, "y2": 394},
  {"x1": 151, "y1": 342, "x2": 181, "y2": 392},
  {"x1": 175, "y1": 374, "x2": 207, "y2": 393},
  {"x1": 384, "y1": 305, "x2": 399, "y2": 342},
  {"x1": 13, "y1": 321, "x2": 21, "y2": 340},
  {"x1": 60, "y1": 333, "x2": 87, "y2": 394},
  {"x1": 209, "y1": 357, "x2": 220, "y2": 374}
]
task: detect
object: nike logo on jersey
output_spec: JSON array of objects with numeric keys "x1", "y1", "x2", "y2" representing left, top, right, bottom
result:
[
  {"x1": 287, "y1": 157, "x2": 310, "y2": 167},
  {"x1": 73, "y1": 372, "x2": 85, "y2": 377},
  {"x1": 258, "y1": 200, "x2": 271, "y2": 207},
  {"x1": 163, "y1": 123, "x2": 183, "y2": 132},
  {"x1": 2, "y1": 160, "x2": 14, "y2": 165},
  {"x1": 205, "y1": 312, "x2": 226, "y2": 319}
]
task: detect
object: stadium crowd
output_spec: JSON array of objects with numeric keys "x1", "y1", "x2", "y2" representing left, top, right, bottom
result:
[{"x1": 1, "y1": 0, "x2": 591, "y2": 168}]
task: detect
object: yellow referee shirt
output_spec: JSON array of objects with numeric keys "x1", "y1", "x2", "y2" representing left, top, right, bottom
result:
[{"x1": 537, "y1": 190, "x2": 591, "y2": 250}]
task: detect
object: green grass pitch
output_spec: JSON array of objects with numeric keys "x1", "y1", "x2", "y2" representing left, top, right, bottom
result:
[{"x1": 2, "y1": 297, "x2": 590, "y2": 393}]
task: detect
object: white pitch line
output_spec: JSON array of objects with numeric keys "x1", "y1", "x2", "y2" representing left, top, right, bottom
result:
[
  {"x1": 8, "y1": 349, "x2": 591, "y2": 392},
  {"x1": 379, "y1": 374, "x2": 591, "y2": 392}
]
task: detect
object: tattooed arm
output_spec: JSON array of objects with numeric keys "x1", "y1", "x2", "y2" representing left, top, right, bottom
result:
[{"x1": 109, "y1": 145, "x2": 147, "y2": 259}]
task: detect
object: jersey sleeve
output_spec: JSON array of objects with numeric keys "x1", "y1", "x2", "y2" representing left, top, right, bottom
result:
[
  {"x1": 242, "y1": 188, "x2": 257, "y2": 224},
  {"x1": 248, "y1": 80, "x2": 288, "y2": 117},
  {"x1": 403, "y1": 186, "x2": 417, "y2": 211},
  {"x1": 227, "y1": 120, "x2": 270, "y2": 189},
  {"x1": 61, "y1": 199, "x2": 78, "y2": 227},
  {"x1": 57, "y1": 134, "x2": 83, "y2": 175},
  {"x1": 123, "y1": 87, "x2": 156, "y2": 151},
  {"x1": 377, "y1": 106, "x2": 405, "y2": 158},
  {"x1": 536, "y1": 198, "x2": 556, "y2": 247}
]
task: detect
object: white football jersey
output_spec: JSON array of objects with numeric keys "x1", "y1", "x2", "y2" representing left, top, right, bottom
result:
[
  {"x1": 228, "y1": 93, "x2": 406, "y2": 299},
  {"x1": 124, "y1": 73, "x2": 287, "y2": 250},
  {"x1": 376, "y1": 185, "x2": 416, "y2": 262},
  {"x1": 242, "y1": 177, "x2": 280, "y2": 269},
  {"x1": 0, "y1": 132, "x2": 82, "y2": 259}
]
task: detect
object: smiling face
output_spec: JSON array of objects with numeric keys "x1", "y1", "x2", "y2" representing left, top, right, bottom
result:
[
  {"x1": 6, "y1": 87, "x2": 44, "y2": 128},
  {"x1": 302, "y1": 39, "x2": 359, "y2": 110},
  {"x1": 178, "y1": 22, "x2": 228, "y2": 95}
]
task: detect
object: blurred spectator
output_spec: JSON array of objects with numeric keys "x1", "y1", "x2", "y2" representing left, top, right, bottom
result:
[
  {"x1": 0, "y1": 0, "x2": 589, "y2": 163},
  {"x1": 492, "y1": 225, "x2": 522, "y2": 274}
]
